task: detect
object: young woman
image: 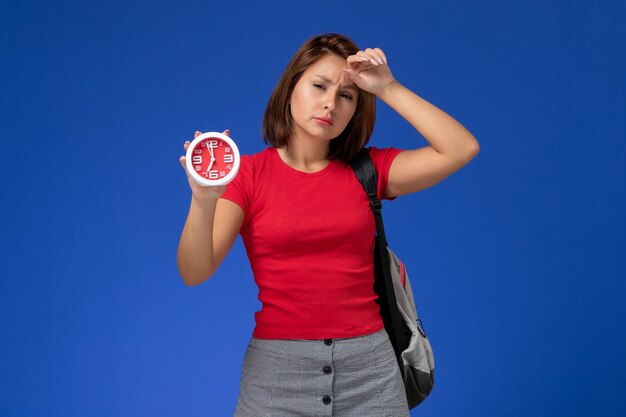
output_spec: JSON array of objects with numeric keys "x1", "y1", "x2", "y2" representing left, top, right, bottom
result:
[{"x1": 177, "y1": 33, "x2": 479, "y2": 416}]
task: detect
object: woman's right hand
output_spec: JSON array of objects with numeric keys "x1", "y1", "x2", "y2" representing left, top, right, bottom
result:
[{"x1": 179, "y1": 130, "x2": 229, "y2": 202}]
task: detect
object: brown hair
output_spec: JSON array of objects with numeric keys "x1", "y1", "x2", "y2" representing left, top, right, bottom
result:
[{"x1": 263, "y1": 33, "x2": 376, "y2": 164}]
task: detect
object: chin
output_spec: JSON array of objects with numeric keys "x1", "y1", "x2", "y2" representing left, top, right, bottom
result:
[
  {"x1": 307, "y1": 130, "x2": 340, "y2": 142},
  {"x1": 319, "y1": 128, "x2": 346, "y2": 141},
  {"x1": 296, "y1": 123, "x2": 346, "y2": 143}
]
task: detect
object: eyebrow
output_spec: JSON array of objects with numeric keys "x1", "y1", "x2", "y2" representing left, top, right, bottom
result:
[{"x1": 314, "y1": 75, "x2": 358, "y2": 91}]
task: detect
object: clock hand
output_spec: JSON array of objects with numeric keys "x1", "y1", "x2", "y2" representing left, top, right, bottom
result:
[
  {"x1": 207, "y1": 158, "x2": 214, "y2": 174},
  {"x1": 206, "y1": 142, "x2": 216, "y2": 174}
]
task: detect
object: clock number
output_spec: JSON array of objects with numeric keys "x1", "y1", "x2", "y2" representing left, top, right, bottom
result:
[
  {"x1": 209, "y1": 170, "x2": 219, "y2": 179},
  {"x1": 206, "y1": 140, "x2": 218, "y2": 148},
  {"x1": 223, "y1": 154, "x2": 234, "y2": 163},
  {"x1": 192, "y1": 155, "x2": 202, "y2": 164}
]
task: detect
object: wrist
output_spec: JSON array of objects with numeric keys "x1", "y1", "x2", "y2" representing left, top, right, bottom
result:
[
  {"x1": 191, "y1": 194, "x2": 219, "y2": 209},
  {"x1": 377, "y1": 79, "x2": 401, "y2": 102}
]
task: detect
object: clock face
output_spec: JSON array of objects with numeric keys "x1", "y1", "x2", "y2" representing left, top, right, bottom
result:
[{"x1": 185, "y1": 132, "x2": 240, "y2": 186}]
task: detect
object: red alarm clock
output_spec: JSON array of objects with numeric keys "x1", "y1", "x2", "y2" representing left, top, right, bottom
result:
[{"x1": 185, "y1": 132, "x2": 241, "y2": 186}]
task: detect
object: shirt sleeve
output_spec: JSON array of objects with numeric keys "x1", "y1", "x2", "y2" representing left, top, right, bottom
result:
[
  {"x1": 220, "y1": 154, "x2": 254, "y2": 215},
  {"x1": 367, "y1": 146, "x2": 404, "y2": 201}
]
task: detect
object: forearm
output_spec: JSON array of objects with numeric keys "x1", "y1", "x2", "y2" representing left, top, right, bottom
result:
[
  {"x1": 378, "y1": 80, "x2": 479, "y2": 157},
  {"x1": 177, "y1": 197, "x2": 218, "y2": 285}
]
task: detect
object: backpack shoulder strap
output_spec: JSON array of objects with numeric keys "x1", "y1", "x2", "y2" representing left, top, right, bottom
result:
[
  {"x1": 351, "y1": 147, "x2": 378, "y2": 200},
  {"x1": 350, "y1": 147, "x2": 388, "y2": 247}
]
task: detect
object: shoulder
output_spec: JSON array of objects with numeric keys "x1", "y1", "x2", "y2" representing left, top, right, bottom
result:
[
  {"x1": 221, "y1": 148, "x2": 273, "y2": 207},
  {"x1": 236, "y1": 147, "x2": 274, "y2": 174},
  {"x1": 241, "y1": 146, "x2": 274, "y2": 165},
  {"x1": 366, "y1": 146, "x2": 404, "y2": 175},
  {"x1": 364, "y1": 146, "x2": 405, "y2": 200},
  {"x1": 367, "y1": 146, "x2": 404, "y2": 162}
]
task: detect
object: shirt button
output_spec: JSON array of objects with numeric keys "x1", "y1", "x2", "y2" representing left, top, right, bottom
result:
[
  {"x1": 322, "y1": 395, "x2": 332, "y2": 405},
  {"x1": 323, "y1": 365, "x2": 332, "y2": 374},
  {"x1": 324, "y1": 339, "x2": 333, "y2": 346}
]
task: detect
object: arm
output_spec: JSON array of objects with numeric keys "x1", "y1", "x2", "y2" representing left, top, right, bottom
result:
[
  {"x1": 345, "y1": 48, "x2": 480, "y2": 198},
  {"x1": 379, "y1": 81, "x2": 479, "y2": 197},
  {"x1": 176, "y1": 131, "x2": 244, "y2": 286},
  {"x1": 177, "y1": 197, "x2": 243, "y2": 286}
]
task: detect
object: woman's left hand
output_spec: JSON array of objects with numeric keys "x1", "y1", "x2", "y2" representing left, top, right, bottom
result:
[{"x1": 344, "y1": 48, "x2": 395, "y2": 97}]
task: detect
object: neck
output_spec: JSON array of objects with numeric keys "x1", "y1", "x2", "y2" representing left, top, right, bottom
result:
[
  {"x1": 280, "y1": 133, "x2": 330, "y2": 169},
  {"x1": 283, "y1": 135, "x2": 329, "y2": 165}
]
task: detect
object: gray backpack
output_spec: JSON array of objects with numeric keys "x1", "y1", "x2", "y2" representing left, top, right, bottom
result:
[{"x1": 351, "y1": 148, "x2": 436, "y2": 409}]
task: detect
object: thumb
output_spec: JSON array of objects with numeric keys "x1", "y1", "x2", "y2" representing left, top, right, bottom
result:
[{"x1": 342, "y1": 68, "x2": 358, "y2": 80}]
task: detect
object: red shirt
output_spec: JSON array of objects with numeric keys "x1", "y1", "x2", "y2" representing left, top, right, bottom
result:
[{"x1": 220, "y1": 146, "x2": 403, "y2": 339}]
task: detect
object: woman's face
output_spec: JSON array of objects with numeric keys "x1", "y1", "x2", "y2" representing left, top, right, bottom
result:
[{"x1": 289, "y1": 54, "x2": 359, "y2": 143}]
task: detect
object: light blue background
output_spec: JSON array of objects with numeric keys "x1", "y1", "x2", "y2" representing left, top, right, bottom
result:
[{"x1": 2, "y1": 0, "x2": 625, "y2": 416}]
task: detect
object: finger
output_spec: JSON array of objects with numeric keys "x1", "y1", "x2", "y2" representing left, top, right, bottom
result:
[
  {"x1": 347, "y1": 55, "x2": 369, "y2": 68},
  {"x1": 365, "y1": 48, "x2": 385, "y2": 65},
  {"x1": 223, "y1": 129, "x2": 230, "y2": 137},
  {"x1": 373, "y1": 48, "x2": 387, "y2": 64},
  {"x1": 357, "y1": 50, "x2": 378, "y2": 65},
  {"x1": 347, "y1": 54, "x2": 371, "y2": 65},
  {"x1": 342, "y1": 68, "x2": 356, "y2": 78},
  {"x1": 347, "y1": 55, "x2": 374, "y2": 73},
  {"x1": 184, "y1": 140, "x2": 190, "y2": 151},
  {"x1": 194, "y1": 131, "x2": 202, "y2": 138},
  {"x1": 179, "y1": 155, "x2": 187, "y2": 168}
]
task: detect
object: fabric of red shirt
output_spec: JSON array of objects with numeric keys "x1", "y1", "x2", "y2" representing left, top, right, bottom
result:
[{"x1": 220, "y1": 146, "x2": 403, "y2": 339}]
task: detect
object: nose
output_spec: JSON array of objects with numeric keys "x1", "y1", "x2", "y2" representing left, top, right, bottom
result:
[{"x1": 324, "y1": 93, "x2": 337, "y2": 111}]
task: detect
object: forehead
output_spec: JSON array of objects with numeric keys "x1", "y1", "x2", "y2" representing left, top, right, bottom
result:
[{"x1": 302, "y1": 54, "x2": 354, "y2": 87}]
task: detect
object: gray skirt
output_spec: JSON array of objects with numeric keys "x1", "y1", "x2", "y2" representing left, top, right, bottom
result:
[{"x1": 234, "y1": 327, "x2": 409, "y2": 417}]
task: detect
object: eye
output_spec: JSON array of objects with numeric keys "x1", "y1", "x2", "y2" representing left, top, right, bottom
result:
[
  {"x1": 340, "y1": 92, "x2": 353, "y2": 101},
  {"x1": 313, "y1": 84, "x2": 326, "y2": 90}
]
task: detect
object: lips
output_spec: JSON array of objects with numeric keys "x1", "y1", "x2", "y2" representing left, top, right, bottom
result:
[{"x1": 314, "y1": 117, "x2": 333, "y2": 126}]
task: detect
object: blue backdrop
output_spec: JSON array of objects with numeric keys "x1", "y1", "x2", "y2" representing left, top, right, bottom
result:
[{"x1": 2, "y1": 0, "x2": 625, "y2": 416}]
